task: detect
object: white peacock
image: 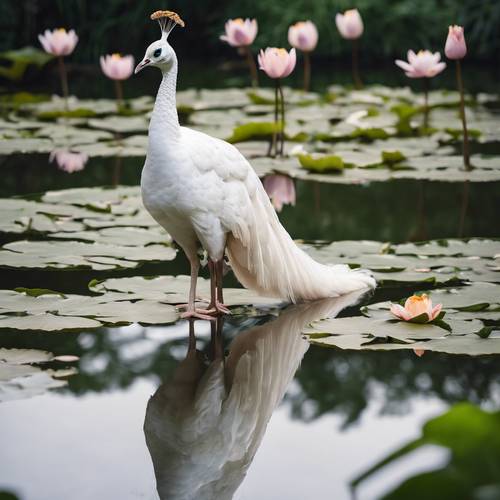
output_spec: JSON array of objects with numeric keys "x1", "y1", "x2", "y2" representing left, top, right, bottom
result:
[{"x1": 135, "y1": 10, "x2": 375, "y2": 320}]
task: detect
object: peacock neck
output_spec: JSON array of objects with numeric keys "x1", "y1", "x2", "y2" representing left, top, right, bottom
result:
[{"x1": 149, "y1": 61, "x2": 180, "y2": 143}]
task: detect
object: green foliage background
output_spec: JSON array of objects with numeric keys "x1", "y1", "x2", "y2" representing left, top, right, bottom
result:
[{"x1": 0, "y1": 0, "x2": 498, "y2": 62}]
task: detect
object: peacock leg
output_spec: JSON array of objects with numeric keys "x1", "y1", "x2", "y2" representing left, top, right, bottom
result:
[
  {"x1": 201, "y1": 259, "x2": 231, "y2": 315},
  {"x1": 180, "y1": 259, "x2": 214, "y2": 321},
  {"x1": 214, "y1": 259, "x2": 231, "y2": 314}
]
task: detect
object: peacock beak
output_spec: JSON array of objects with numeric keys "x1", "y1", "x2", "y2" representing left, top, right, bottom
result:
[{"x1": 134, "y1": 58, "x2": 151, "y2": 74}]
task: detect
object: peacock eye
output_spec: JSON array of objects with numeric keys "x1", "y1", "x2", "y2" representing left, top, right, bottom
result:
[{"x1": 153, "y1": 48, "x2": 162, "y2": 58}]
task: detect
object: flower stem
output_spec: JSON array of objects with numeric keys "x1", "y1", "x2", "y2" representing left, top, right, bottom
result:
[
  {"x1": 455, "y1": 60, "x2": 471, "y2": 170},
  {"x1": 57, "y1": 56, "x2": 69, "y2": 110},
  {"x1": 268, "y1": 79, "x2": 279, "y2": 157},
  {"x1": 278, "y1": 80, "x2": 285, "y2": 156},
  {"x1": 244, "y1": 46, "x2": 258, "y2": 88},
  {"x1": 114, "y1": 80, "x2": 124, "y2": 111},
  {"x1": 423, "y1": 78, "x2": 429, "y2": 130},
  {"x1": 303, "y1": 51, "x2": 311, "y2": 93},
  {"x1": 351, "y1": 40, "x2": 362, "y2": 89}
]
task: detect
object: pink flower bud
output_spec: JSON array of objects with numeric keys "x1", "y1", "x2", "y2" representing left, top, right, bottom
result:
[
  {"x1": 258, "y1": 47, "x2": 296, "y2": 79},
  {"x1": 445, "y1": 25, "x2": 467, "y2": 60},
  {"x1": 288, "y1": 21, "x2": 318, "y2": 52},
  {"x1": 335, "y1": 9, "x2": 363, "y2": 40},
  {"x1": 100, "y1": 54, "x2": 135, "y2": 80},
  {"x1": 38, "y1": 28, "x2": 78, "y2": 56},
  {"x1": 220, "y1": 18, "x2": 258, "y2": 47}
]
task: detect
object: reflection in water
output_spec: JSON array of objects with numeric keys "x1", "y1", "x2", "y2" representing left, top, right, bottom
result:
[
  {"x1": 262, "y1": 174, "x2": 296, "y2": 212},
  {"x1": 49, "y1": 149, "x2": 88, "y2": 173},
  {"x1": 144, "y1": 290, "x2": 367, "y2": 500}
]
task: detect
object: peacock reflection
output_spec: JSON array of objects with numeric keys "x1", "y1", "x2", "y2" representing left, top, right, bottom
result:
[{"x1": 143, "y1": 289, "x2": 368, "y2": 500}]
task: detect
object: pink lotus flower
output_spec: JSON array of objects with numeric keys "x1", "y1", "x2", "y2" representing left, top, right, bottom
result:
[
  {"x1": 100, "y1": 53, "x2": 135, "y2": 80},
  {"x1": 263, "y1": 175, "x2": 296, "y2": 212},
  {"x1": 288, "y1": 21, "x2": 318, "y2": 52},
  {"x1": 258, "y1": 48, "x2": 296, "y2": 79},
  {"x1": 38, "y1": 28, "x2": 78, "y2": 56},
  {"x1": 50, "y1": 150, "x2": 88, "y2": 173},
  {"x1": 390, "y1": 294, "x2": 442, "y2": 323},
  {"x1": 335, "y1": 9, "x2": 364, "y2": 40},
  {"x1": 395, "y1": 50, "x2": 447, "y2": 78},
  {"x1": 445, "y1": 25, "x2": 467, "y2": 60},
  {"x1": 220, "y1": 18, "x2": 258, "y2": 47}
]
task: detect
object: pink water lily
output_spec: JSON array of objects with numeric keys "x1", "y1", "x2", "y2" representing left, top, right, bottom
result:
[
  {"x1": 395, "y1": 50, "x2": 446, "y2": 78},
  {"x1": 50, "y1": 150, "x2": 88, "y2": 173},
  {"x1": 263, "y1": 175, "x2": 296, "y2": 212},
  {"x1": 335, "y1": 9, "x2": 363, "y2": 40},
  {"x1": 220, "y1": 18, "x2": 258, "y2": 47},
  {"x1": 445, "y1": 25, "x2": 467, "y2": 60},
  {"x1": 258, "y1": 47, "x2": 296, "y2": 79},
  {"x1": 288, "y1": 21, "x2": 318, "y2": 52},
  {"x1": 100, "y1": 54, "x2": 135, "y2": 80},
  {"x1": 390, "y1": 294, "x2": 442, "y2": 323},
  {"x1": 38, "y1": 28, "x2": 78, "y2": 56}
]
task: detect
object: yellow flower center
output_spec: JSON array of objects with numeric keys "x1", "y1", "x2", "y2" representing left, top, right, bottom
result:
[
  {"x1": 294, "y1": 22, "x2": 306, "y2": 28},
  {"x1": 409, "y1": 294, "x2": 427, "y2": 303},
  {"x1": 111, "y1": 53, "x2": 122, "y2": 60},
  {"x1": 233, "y1": 18, "x2": 244, "y2": 25},
  {"x1": 345, "y1": 9, "x2": 357, "y2": 17},
  {"x1": 56, "y1": 28, "x2": 67, "y2": 33}
]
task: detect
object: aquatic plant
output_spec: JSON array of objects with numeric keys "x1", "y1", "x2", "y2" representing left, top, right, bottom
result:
[
  {"x1": 220, "y1": 18, "x2": 259, "y2": 87},
  {"x1": 335, "y1": 9, "x2": 364, "y2": 88},
  {"x1": 258, "y1": 47, "x2": 296, "y2": 156},
  {"x1": 288, "y1": 21, "x2": 318, "y2": 92},
  {"x1": 100, "y1": 53, "x2": 134, "y2": 110},
  {"x1": 445, "y1": 25, "x2": 470, "y2": 170}
]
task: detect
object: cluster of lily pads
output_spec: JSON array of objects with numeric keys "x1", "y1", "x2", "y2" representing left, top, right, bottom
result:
[
  {"x1": 1, "y1": 84, "x2": 499, "y2": 182},
  {"x1": 0, "y1": 185, "x2": 498, "y2": 361}
]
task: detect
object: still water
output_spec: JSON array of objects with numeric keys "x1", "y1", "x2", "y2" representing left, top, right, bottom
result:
[{"x1": 1, "y1": 300, "x2": 498, "y2": 500}]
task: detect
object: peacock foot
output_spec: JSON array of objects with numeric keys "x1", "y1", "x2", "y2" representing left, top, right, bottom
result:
[
  {"x1": 180, "y1": 309, "x2": 216, "y2": 321},
  {"x1": 203, "y1": 301, "x2": 232, "y2": 316}
]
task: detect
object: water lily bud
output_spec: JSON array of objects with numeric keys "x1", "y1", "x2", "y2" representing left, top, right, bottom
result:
[
  {"x1": 288, "y1": 21, "x2": 318, "y2": 52},
  {"x1": 100, "y1": 54, "x2": 135, "y2": 80},
  {"x1": 335, "y1": 9, "x2": 363, "y2": 40},
  {"x1": 258, "y1": 47, "x2": 296, "y2": 79},
  {"x1": 445, "y1": 25, "x2": 467, "y2": 60},
  {"x1": 220, "y1": 18, "x2": 258, "y2": 47},
  {"x1": 38, "y1": 28, "x2": 78, "y2": 56}
]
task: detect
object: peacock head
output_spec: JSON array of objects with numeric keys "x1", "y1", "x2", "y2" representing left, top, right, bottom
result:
[{"x1": 135, "y1": 10, "x2": 185, "y2": 74}]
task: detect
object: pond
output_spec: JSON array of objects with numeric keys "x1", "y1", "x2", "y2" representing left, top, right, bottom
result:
[{"x1": 0, "y1": 65, "x2": 499, "y2": 500}]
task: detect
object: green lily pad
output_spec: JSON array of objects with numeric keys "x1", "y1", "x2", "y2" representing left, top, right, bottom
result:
[
  {"x1": 0, "y1": 239, "x2": 176, "y2": 270},
  {"x1": 298, "y1": 153, "x2": 344, "y2": 173},
  {"x1": 0, "y1": 348, "x2": 76, "y2": 402}
]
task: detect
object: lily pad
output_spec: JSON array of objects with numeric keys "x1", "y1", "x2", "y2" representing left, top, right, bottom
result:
[
  {"x1": 0, "y1": 240, "x2": 176, "y2": 270},
  {"x1": 0, "y1": 348, "x2": 76, "y2": 402}
]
